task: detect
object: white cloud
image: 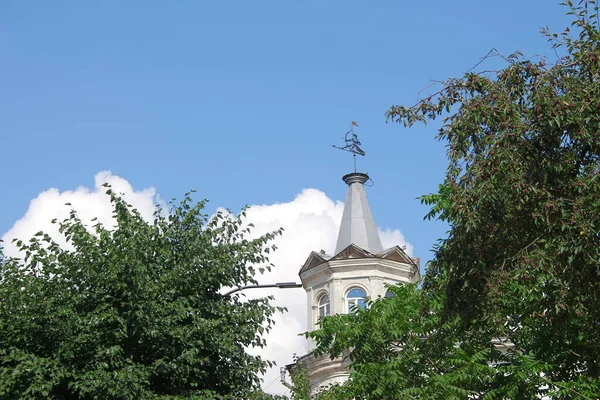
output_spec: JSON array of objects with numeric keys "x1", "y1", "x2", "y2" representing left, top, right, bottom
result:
[
  {"x1": 238, "y1": 189, "x2": 344, "y2": 395},
  {"x1": 1, "y1": 172, "x2": 413, "y2": 397},
  {"x1": 1, "y1": 171, "x2": 161, "y2": 258},
  {"x1": 379, "y1": 227, "x2": 413, "y2": 256}
]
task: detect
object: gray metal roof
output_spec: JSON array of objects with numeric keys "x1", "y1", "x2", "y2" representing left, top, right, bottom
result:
[{"x1": 334, "y1": 172, "x2": 384, "y2": 254}]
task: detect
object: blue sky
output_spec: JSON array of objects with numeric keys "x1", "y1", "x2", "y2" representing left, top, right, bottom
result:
[
  {"x1": 1, "y1": 1, "x2": 571, "y2": 266},
  {"x1": 0, "y1": 1, "x2": 574, "y2": 395}
]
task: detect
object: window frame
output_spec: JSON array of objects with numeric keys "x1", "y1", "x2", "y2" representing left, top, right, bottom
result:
[
  {"x1": 317, "y1": 293, "x2": 330, "y2": 318},
  {"x1": 345, "y1": 287, "x2": 368, "y2": 313}
]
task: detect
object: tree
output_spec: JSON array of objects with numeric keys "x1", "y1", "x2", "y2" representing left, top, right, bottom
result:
[
  {"x1": 282, "y1": 355, "x2": 311, "y2": 400},
  {"x1": 308, "y1": 1, "x2": 600, "y2": 398},
  {"x1": 0, "y1": 186, "x2": 284, "y2": 399}
]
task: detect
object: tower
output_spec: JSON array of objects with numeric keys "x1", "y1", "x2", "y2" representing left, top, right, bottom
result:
[{"x1": 293, "y1": 171, "x2": 420, "y2": 393}]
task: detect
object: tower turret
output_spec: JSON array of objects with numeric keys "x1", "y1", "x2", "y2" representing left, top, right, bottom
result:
[{"x1": 294, "y1": 170, "x2": 420, "y2": 393}]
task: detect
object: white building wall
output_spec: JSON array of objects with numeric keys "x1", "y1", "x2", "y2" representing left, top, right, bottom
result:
[{"x1": 303, "y1": 259, "x2": 417, "y2": 350}]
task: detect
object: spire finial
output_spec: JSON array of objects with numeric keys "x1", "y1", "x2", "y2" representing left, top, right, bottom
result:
[
  {"x1": 342, "y1": 172, "x2": 369, "y2": 186},
  {"x1": 332, "y1": 121, "x2": 366, "y2": 172}
]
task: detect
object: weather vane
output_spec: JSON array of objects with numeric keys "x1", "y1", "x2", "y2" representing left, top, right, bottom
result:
[{"x1": 332, "y1": 121, "x2": 365, "y2": 172}]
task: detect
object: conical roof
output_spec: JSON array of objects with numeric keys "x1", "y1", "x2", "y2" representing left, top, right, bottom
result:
[{"x1": 334, "y1": 172, "x2": 383, "y2": 254}]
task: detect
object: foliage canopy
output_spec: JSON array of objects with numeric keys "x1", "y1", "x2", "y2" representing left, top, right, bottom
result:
[
  {"x1": 0, "y1": 187, "x2": 283, "y2": 399},
  {"x1": 308, "y1": 1, "x2": 600, "y2": 398}
]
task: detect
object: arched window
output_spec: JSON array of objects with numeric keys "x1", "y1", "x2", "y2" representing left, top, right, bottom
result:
[
  {"x1": 346, "y1": 287, "x2": 367, "y2": 313},
  {"x1": 318, "y1": 294, "x2": 330, "y2": 317},
  {"x1": 385, "y1": 289, "x2": 396, "y2": 298}
]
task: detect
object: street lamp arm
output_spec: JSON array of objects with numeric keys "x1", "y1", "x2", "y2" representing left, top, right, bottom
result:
[{"x1": 224, "y1": 282, "x2": 303, "y2": 296}]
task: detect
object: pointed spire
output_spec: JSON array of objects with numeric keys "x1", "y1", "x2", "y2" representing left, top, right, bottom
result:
[{"x1": 334, "y1": 172, "x2": 383, "y2": 255}]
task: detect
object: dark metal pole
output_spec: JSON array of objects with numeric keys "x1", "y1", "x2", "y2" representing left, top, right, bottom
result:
[{"x1": 224, "y1": 282, "x2": 303, "y2": 296}]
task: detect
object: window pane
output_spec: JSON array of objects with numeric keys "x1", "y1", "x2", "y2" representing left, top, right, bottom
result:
[
  {"x1": 319, "y1": 294, "x2": 329, "y2": 306},
  {"x1": 346, "y1": 288, "x2": 366, "y2": 299},
  {"x1": 318, "y1": 294, "x2": 330, "y2": 317},
  {"x1": 357, "y1": 298, "x2": 367, "y2": 309},
  {"x1": 347, "y1": 299, "x2": 357, "y2": 313}
]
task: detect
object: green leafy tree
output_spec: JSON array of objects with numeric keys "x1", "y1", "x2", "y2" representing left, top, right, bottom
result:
[
  {"x1": 0, "y1": 186, "x2": 284, "y2": 399},
  {"x1": 308, "y1": 1, "x2": 600, "y2": 398},
  {"x1": 282, "y1": 355, "x2": 311, "y2": 400}
]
